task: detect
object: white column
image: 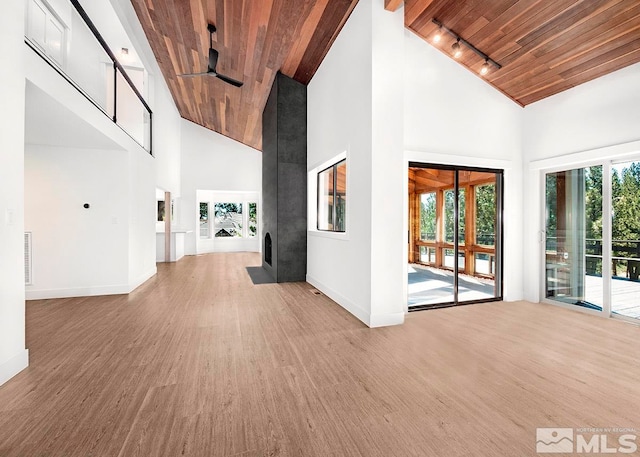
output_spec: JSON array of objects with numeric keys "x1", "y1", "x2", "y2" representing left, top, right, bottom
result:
[{"x1": 0, "y1": 0, "x2": 28, "y2": 385}]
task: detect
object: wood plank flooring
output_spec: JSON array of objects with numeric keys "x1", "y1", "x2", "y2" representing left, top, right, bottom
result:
[{"x1": 1, "y1": 252, "x2": 639, "y2": 456}]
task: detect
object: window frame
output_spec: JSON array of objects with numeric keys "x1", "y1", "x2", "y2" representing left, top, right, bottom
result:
[
  {"x1": 212, "y1": 202, "x2": 244, "y2": 238},
  {"x1": 419, "y1": 191, "x2": 437, "y2": 242},
  {"x1": 248, "y1": 202, "x2": 258, "y2": 238},
  {"x1": 25, "y1": 0, "x2": 67, "y2": 69},
  {"x1": 199, "y1": 202, "x2": 210, "y2": 239},
  {"x1": 316, "y1": 159, "x2": 347, "y2": 233}
]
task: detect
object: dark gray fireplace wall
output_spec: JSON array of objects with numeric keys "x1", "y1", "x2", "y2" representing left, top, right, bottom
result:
[{"x1": 261, "y1": 72, "x2": 307, "y2": 282}]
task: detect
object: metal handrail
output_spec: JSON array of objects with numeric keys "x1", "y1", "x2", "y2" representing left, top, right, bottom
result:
[
  {"x1": 70, "y1": 0, "x2": 151, "y2": 115},
  {"x1": 26, "y1": 0, "x2": 153, "y2": 155}
]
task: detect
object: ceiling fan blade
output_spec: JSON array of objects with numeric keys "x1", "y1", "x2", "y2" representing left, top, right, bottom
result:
[
  {"x1": 177, "y1": 71, "x2": 213, "y2": 78},
  {"x1": 215, "y1": 73, "x2": 244, "y2": 87}
]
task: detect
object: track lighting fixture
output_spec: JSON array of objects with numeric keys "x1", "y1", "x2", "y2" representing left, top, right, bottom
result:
[
  {"x1": 451, "y1": 39, "x2": 462, "y2": 59},
  {"x1": 431, "y1": 18, "x2": 501, "y2": 76},
  {"x1": 433, "y1": 26, "x2": 442, "y2": 43},
  {"x1": 480, "y1": 59, "x2": 490, "y2": 75}
]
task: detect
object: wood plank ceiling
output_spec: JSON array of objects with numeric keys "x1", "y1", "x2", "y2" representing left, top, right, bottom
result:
[
  {"x1": 130, "y1": 0, "x2": 358, "y2": 150},
  {"x1": 402, "y1": 0, "x2": 640, "y2": 106},
  {"x1": 134, "y1": 0, "x2": 640, "y2": 150}
]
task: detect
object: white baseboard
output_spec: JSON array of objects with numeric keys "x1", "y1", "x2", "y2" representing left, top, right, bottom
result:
[
  {"x1": 0, "y1": 349, "x2": 29, "y2": 386},
  {"x1": 25, "y1": 267, "x2": 158, "y2": 301},
  {"x1": 306, "y1": 275, "x2": 404, "y2": 328},
  {"x1": 26, "y1": 284, "x2": 131, "y2": 300},
  {"x1": 129, "y1": 267, "x2": 157, "y2": 292},
  {"x1": 306, "y1": 274, "x2": 371, "y2": 326},
  {"x1": 369, "y1": 312, "x2": 405, "y2": 328}
]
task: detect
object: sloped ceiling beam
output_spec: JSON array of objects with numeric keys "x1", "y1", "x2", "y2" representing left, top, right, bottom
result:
[{"x1": 384, "y1": 0, "x2": 404, "y2": 12}]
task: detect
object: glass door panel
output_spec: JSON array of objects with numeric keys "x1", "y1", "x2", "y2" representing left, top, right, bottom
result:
[
  {"x1": 545, "y1": 166, "x2": 603, "y2": 310},
  {"x1": 408, "y1": 165, "x2": 503, "y2": 309},
  {"x1": 611, "y1": 161, "x2": 640, "y2": 319},
  {"x1": 409, "y1": 169, "x2": 455, "y2": 306}
]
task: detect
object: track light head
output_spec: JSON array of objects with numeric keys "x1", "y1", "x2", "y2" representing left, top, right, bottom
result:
[
  {"x1": 431, "y1": 18, "x2": 502, "y2": 73},
  {"x1": 452, "y1": 39, "x2": 462, "y2": 59},
  {"x1": 480, "y1": 59, "x2": 490, "y2": 75},
  {"x1": 433, "y1": 27, "x2": 442, "y2": 43}
]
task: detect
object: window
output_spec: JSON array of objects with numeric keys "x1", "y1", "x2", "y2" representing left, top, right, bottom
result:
[
  {"x1": 157, "y1": 200, "x2": 165, "y2": 222},
  {"x1": 213, "y1": 203, "x2": 243, "y2": 237},
  {"x1": 199, "y1": 198, "x2": 258, "y2": 239},
  {"x1": 199, "y1": 202, "x2": 209, "y2": 238},
  {"x1": 248, "y1": 203, "x2": 257, "y2": 237},
  {"x1": 26, "y1": 0, "x2": 66, "y2": 67},
  {"x1": 420, "y1": 192, "x2": 436, "y2": 241},
  {"x1": 475, "y1": 183, "x2": 496, "y2": 246},
  {"x1": 445, "y1": 188, "x2": 465, "y2": 243},
  {"x1": 317, "y1": 159, "x2": 346, "y2": 232}
]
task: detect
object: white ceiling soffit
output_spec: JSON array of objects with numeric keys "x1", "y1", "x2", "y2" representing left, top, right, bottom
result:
[{"x1": 25, "y1": 81, "x2": 122, "y2": 150}]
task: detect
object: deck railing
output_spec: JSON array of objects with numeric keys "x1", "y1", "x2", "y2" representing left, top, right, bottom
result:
[{"x1": 546, "y1": 237, "x2": 640, "y2": 280}]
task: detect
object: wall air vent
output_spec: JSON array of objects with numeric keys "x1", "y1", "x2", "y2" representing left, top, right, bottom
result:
[{"x1": 24, "y1": 232, "x2": 33, "y2": 285}]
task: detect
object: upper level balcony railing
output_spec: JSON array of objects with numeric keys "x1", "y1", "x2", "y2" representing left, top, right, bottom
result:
[{"x1": 24, "y1": 0, "x2": 152, "y2": 154}]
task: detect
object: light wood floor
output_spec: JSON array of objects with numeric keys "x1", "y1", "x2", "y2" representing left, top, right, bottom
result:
[{"x1": 1, "y1": 253, "x2": 639, "y2": 456}]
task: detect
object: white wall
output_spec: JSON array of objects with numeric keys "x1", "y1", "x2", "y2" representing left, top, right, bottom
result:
[
  {"x1": 369, "y1": 1, "x2": 406, "y2": 325},
  {"x1": 307, "y1": 0, "x2": 375, "y2": 326},
  {"x1": 308, "y1": 1, "x2": 525, "y2": 327},
  {"x1": 403, "y1": 30, "x2": 524, "y2": 302},
  {"x1": 180, "y1": 119, "x2": 262, "y2": 255},
  {"x1": 151, "y1": 80, "x2": 182, "y2": 195},
  {"x1": 24, "y1": 35, "x2": 158, "y2": 300},
  {"x1": 523, "y1": 62, "x2": 640, "y2": 163},
  {"x1": 109, "y1": 0, "x2": 182, "y2": 196},
  {"x1": 404, "y1": 32, "x2": 522, "y2": 161},
  {"x1": 127, "y1": 144, "x2": 157, "y2": 288},
  {"x1": 0, "y1": 0, "x2": 28, "y2": 386},
  {"x1": 25, "y1": 146, "x2": 130, "y2": 297},
  {"x1": 522, "y1": 62, "x2": 640, "y2": 303}
]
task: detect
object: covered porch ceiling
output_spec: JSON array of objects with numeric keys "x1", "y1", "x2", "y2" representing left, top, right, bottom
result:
[{"x1": 409, "y1": 167, "x2": 496, "y2": 193}]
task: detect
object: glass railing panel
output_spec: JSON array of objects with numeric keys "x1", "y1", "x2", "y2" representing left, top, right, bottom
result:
[
  {"x1": 66, "y1": 9, "x2": 113, "y2": 115},
  {"x1": 24, "y1": 0, "x2": 152, "y2": 154},
  {"x1": 115, "y1": 69, "x2": 150, "y2": 149}
]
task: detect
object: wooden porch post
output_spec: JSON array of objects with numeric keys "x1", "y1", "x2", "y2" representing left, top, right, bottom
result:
[
  {"x1": 435, "y1": 189, "x2": 445, "y2": 268},
  {"x1": 466, "y1": 185, "x2": 475, "y2": 276}
]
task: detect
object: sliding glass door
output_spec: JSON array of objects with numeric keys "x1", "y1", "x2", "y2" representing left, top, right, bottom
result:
[
  {"x1": 611, "y1": 161, "x2": 640, "y2": 319},
  {"x1": 408, "y1": 164, "x2": 503, "y2": 310},
  {"x1": 544, "y1": 160, "x2": 640, "y2": 321},
  {"x1": 544, "y1": 166, "x2": 603, "y2": 310}
]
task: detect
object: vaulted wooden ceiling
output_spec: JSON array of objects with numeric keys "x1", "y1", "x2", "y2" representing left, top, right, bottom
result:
[
  {"x1": 130, "y1": 0, "x2": 358, "y2": 150},
  {"x1": 134, "y1": 0, "x2": 640, "y2": 151},
  {"x1": 399, "y1": 0, "x2": 640, "y2": 106}
]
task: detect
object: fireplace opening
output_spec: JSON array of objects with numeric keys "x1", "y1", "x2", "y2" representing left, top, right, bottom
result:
[{"x1": 264, "y1": 232, "x2": 272, "y2": 266}]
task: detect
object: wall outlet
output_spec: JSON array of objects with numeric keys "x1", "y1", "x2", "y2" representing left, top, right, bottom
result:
[{"x1": 5, "y1": 209, "x2": 15, "y2": 226}]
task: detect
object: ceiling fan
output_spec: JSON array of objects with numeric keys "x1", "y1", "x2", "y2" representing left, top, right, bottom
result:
[{"x1": 178, "y1": 23, "x2": 243, "y2": 87}]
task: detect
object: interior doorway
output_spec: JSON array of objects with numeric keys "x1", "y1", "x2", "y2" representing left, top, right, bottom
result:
[{"x1": 408, "y1": 163, "x2": 504, "y2": 310}]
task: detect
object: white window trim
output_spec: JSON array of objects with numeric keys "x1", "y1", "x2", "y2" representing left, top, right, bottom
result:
[
  {"x1": 531, "y1": 140, "x2": 640, "y2": 324},
  {"x1": 308, "y1": 150, "x2": 349, "y2": 240}
]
